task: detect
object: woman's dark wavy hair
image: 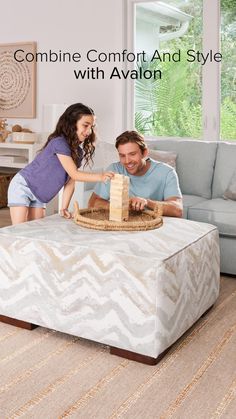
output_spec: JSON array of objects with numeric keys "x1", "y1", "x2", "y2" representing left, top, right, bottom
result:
[{"x1": 42, "y1": 103, "x2": 96, "y2": 167}]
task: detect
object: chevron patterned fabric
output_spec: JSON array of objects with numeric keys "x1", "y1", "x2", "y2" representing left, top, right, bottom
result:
[{"x1": 0, "y1": 215, "x2": 220, "y2": 359}]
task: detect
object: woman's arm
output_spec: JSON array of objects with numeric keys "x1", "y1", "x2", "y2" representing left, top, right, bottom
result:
[
  {"x1": 60, "y1": 178, "x2": 75, "y2": 218},
  {"x1": 56, "y1": 154, "x2": 114, "y2": 182}
]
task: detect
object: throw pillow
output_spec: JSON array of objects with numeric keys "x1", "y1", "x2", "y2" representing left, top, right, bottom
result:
[
  {"x1": 149, "y1": 149, "x2": 177, "y2": 169},
  {"x1": 223, "y1": 170, "x2": 236, "y2": 200}
]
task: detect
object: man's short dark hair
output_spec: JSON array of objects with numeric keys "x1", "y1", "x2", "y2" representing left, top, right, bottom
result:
[{"x1": 115, "y1": 131, "x2": 147, "y2": 154}]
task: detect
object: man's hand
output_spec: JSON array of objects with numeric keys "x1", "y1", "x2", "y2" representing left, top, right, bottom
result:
[{"x1": 129, "y1": 197, "x2": 147, "y2": 211}]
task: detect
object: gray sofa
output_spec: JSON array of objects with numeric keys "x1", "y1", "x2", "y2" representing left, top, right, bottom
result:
[{"x1": 146, "y1": 139, "x2": 236, "y2": 275}]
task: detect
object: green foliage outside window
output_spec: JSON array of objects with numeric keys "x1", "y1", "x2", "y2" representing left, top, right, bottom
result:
[
  {"x1": 221, "y1": 0, "x2": 236, "y2": 140},
  {"x1": 135, "y1": 0, "x2": 236, "y2": 141},
  {"x1": 135, "y1": 52, "x2": 202, "y2": 138}
]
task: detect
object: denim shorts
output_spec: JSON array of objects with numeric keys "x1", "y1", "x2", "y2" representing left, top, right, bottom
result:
[{"x1": 8, "y1": 173, "x2": 46, "y2": 208}]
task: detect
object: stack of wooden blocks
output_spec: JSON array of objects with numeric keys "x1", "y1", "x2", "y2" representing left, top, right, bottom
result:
[{"x1": 109, "y1": 174, "x2": 130, "y2": 222}]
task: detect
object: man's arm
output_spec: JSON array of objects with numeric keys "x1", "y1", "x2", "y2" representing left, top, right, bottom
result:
[
  {"x1": 129, "y1": 196, "x2": 183, "y2": 218},
  {"x1": 88, "y1": 192, "x2": 109, "y2": 209},
  {"x1": 146, "y1": 196, "x2": 183, "y2": 218}
]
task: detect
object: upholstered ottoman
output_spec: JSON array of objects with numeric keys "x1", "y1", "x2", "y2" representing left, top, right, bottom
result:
[{"x1": 0, "y1": 215, "x2": 220, "y2": 364}]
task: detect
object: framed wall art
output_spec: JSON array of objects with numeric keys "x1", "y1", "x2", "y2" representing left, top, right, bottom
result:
[{"x1": 0, "y1": 42, "x2": 36, "y2": 118}]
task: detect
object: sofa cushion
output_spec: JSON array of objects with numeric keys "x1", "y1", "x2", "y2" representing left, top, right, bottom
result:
[
  {"x1": 182, "y1": 194, "x2": 208, "y2": 219},
  {"x1": 219, "y1": 236, "x2": 236, "y2": 275},
  {"x1": 188, "y1": 198, "x2": 236, "y2": 237},
  {"x1": 149, "y1": 149, "x2": 177, "y2": 168},
  {"x1": 223, "y1": 170, "x2": 236, "y2": 201},
  {"x1": 145, "y1": 139, "x2": 217, "y2": 199},
  {"x1": 212, "y1": 142, "x2": 236, "y2": 198}
]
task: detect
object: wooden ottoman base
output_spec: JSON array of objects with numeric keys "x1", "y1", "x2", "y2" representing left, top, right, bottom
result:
[
  {"x1": 0, "y1": 314, "x2": 38, "y2": 330},
  {"x1": 110, "y1": 346, "x2": 169, "y2": 365}
]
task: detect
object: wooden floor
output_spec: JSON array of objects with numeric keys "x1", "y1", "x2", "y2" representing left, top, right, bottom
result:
[{"x1": 0, "y1": 207, "x2": 11, "y2": 227}]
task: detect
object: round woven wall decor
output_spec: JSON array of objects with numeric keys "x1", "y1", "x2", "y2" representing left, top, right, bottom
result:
[
  {"x1": 73, "y1": 201, "x2": 163, "y2": 231},
  {"x1": 0, "y1": 50, "x2": 31, "y2": 110}
]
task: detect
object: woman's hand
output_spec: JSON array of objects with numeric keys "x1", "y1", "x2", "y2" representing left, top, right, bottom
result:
[
  {"x1": 100, "y1": 171, "x2": 115, "y2": 183},
  {"x1": 59, "y1": 209, "x2": 73, "y2": 219}
]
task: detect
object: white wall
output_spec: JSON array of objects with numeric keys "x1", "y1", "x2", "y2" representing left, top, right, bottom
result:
[{"x1": 1, "y1": 0, "x2": 124, "y2": 142}]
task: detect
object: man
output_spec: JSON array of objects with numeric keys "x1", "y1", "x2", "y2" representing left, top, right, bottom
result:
[{"x1": 88, "y1": 131, "x2": 183, "y2": 217}]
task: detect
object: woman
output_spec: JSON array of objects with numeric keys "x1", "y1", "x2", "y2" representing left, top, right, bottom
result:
[{"x1": 8, "y1": 103, "x2": 114, "y2": 224}]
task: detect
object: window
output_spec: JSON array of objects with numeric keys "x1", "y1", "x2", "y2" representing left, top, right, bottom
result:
[
  {"x1": 125, "y1": 0, "x2": 236, "y2": 141},
  {"x1": 221, "y1": 0, "x2": 236, "y2": 140}
]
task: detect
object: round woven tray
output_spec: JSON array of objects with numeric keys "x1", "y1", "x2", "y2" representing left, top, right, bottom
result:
[{"x1": 73, "y1": 201, "x2": 163, "y2": 231}]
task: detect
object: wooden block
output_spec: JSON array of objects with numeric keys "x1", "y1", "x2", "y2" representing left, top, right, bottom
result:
[
  {"x1": 109, "y1": 174, "x2": 130, "y2": 222},
  {"x1": 110, "y1": 209, "x2": 129, "y2": 222}
]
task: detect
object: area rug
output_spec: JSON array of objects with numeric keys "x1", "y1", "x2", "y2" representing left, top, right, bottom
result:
[{"x1": 0, "y1": 276, "x2": 236, "y2": 419}]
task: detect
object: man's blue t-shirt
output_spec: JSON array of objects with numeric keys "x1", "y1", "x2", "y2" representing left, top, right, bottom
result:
[{"x1": 95, "y1": 159, "x2": 182, "y2": 201}]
